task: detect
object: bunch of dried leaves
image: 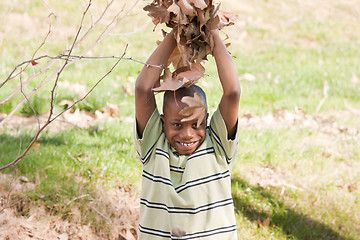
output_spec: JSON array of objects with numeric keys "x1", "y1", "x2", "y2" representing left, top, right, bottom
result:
[{"x1": 144, "y1": 0, "x2": 237, "y2": 92}]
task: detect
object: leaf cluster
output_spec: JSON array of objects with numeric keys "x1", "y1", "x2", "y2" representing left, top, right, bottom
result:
[{"x1": 144, "y1": 0, "x2": 237, "y2": 91}]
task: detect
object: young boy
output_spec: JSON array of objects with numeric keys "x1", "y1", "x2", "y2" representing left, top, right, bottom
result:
[{"x1": 134, "y1": 29, "x2": 241, "y2": 240}]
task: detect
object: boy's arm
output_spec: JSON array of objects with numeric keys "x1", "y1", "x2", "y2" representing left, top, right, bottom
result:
[
  {"x1": 135, "y1": 31, "x2": 176, "y2": 137},
  {"x1": 211, "y1": 30, "x2": 241, "y2": 138}
]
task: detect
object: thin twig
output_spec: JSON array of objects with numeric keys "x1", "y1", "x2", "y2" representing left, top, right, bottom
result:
[
  {"x1": 0, "y1": 63, "x2": 63, "y2": 126},
  {"x1": 51, "y1": 45, "x2": 128, "y2": 123},
  {"x1": 74, "y1": 0, "x2": 117, "y2": 49},
  {"x1": 0, "y1": 59, "x2": 58, "y2": 106},
  {"x1": 41, "y1": 0, "x2": 70, "y2": 49},
  {"x1": 0, "y1": 24, "x2": 52, "y2": 89},
  {"x1": 0, "y1": 44, "x2": 128, "y2": 171},
  {"x1": 66, "y1": 194, "x2": 89, "y2": 205},
  {"x1": 0, "y1": 53, "x2": 161, "y2": 125},
  {"x1": 48, "y1": 0, "x2": 93, "y2": 121},
  {"x1": 0, "y1": 0, "x2": 148, "y2": 171},
  {"x1": 20, "y1": 74, "x2": 41, "y2": 130},
  {"x1": 90, "y1": 205, "x2": 112, "y2": 224},
  {"x1": 0, "y1": 168, "x2": 18, "y2": 213},
  {"x1": 316, "y1": 79, "x2": 329, "y2": 113},
  {"x1": 0, "y1": 1, "x2": 93, "y2": 171},
  {"x1": 110, "y1": 19, "x2": 151, "y2": 36},
  {"x1": 0, "y1": 0, "x2": 19, "y2": 46}
]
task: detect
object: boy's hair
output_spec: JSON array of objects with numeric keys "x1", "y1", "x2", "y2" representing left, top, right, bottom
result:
[{"x1": 163, "y1": 85, "x2": 208, "y2": 113}]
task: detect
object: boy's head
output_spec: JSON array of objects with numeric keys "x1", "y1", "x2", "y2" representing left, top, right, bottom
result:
[{"x1": 161, "y1": 85, "x2": 208, "y2": 155}]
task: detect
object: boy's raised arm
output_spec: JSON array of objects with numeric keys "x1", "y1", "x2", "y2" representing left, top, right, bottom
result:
[
  {"x1": 135, "y1": 31, "x2": 176, "y2": 137},
  {"x1": 211, "y1": 30, "x2": 241, "y2": 138}
]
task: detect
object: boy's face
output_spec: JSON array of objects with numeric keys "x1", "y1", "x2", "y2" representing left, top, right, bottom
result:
[{"x1": 161, "y1": 98, "x2": 207, "y2": 155}]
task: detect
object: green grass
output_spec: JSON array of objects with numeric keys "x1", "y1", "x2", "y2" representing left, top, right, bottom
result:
[{"x1": 1, "y1": 0, "x2": 360, "y2": 239}]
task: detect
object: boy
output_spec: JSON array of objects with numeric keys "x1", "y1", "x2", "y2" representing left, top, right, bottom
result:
[{"x1": 134, "y1": 29, "x2": 241, "y2": 239}]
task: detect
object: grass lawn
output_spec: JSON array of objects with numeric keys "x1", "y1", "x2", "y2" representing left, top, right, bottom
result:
[{"x1": 1, "y1": 0, "x2": 360, "y2": 239}]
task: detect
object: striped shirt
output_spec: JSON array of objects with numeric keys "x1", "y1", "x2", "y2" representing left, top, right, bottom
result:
[{"x1": 134, "y1": 108, "x2": 239, "y2": 240}]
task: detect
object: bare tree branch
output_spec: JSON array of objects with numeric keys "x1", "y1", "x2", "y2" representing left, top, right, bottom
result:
[
  {"x1": 0, "y1": 43, "x2": 128, "y2": 171},
  {"x1": 0, "y1": 0, "x2": 141, "y2": 111},
  {"x1": 0, "y1": 0, "x2": 154, "y2": 171}
]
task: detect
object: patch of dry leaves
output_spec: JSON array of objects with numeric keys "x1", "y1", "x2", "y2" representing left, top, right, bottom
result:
[{"x1": 0, "y1": 174, "x2": 139, "y2": 240}]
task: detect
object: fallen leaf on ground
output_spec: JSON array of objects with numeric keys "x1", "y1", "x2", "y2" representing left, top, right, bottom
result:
[
  {"x1": 239, "y1": 73, "x2": 256, "y2": 82},
  {"x1": 257, "y1": 217, "x2": 270, "y2": 228},
  {"x1": 58, "y1": 99, "x2": 75, "y2": 108},
  {"x1": 348, "y1": 183, "x2": 357, "y2": 192},
  {"x1": 122, "y1": 84, "x2": 134, "y2": 96},
  {"x1": 351, "y1": 73, "x2": 359, "y2": 84}
]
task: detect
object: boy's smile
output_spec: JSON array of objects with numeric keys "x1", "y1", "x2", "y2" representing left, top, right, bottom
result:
[{"x1": 161, "y1": 97, "x2": 207, "y2": 155}]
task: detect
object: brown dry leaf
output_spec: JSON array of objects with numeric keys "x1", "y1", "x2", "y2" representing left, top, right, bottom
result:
[
  {"x1": 218, "y1": 11, "x2": 238, "y2": 29},
  {"x1": 144, "y1": 3, "x2": 170, "y2": 27},
  {"x1": 263, "y1": 217, "x2": 270, "y2": 227},
  {"x1": 257, "y1": 217, "x2": 270, "y2": 228},
  {"x1": 348, "y1": 183, "x2": 357, "y2": 192},
  {"x1": 31, "y1": 60, "x2": 38, "y2": 66},
  {"x1": 239, "y1": 73, "x2": 256, "y2": 82},
  {"x1": 152, "y1": 68, "x2": 184, "y2": 92},
  {"x1": 119, "y1": 228, "x2": 136, "y2": 240},
  {"x1": 100, "y1": 103, "x2": 119, "y2": 117},
  {"x1": 178, "y1": 0, "x2": 197, "y2": 16},
  {"x1": 179, "y1": 92, "x2": 205, "y2": 127},
  {"x1": 189, "y1": 0, "x2": 207, "y2": 9},
  {"x1": 176, "y1": 62, "x2": 205, "y2": 86},
  {"x1": 122, "y1": 84, "x2": 134, "y2": 96},
  {"x1": 167, "y1": 45, "x2": 186, "y2": 69},
  {"x1": 168, "y1": 1, "x2": 181, "y2": 16}
]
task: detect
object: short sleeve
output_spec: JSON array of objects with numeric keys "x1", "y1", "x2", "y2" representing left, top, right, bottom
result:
[
  {"x1": 209, "y1": 108, "x2": 239, "y2": 166},
  {"x1": 133, "y1": 108, "x2": 162, "y2": 165}
]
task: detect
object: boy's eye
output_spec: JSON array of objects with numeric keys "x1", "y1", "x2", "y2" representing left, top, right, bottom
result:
[{"x1": 172, "y1": 123, "x2": 182, "y2": 127}]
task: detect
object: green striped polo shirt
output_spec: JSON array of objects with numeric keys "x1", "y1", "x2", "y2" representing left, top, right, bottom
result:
[{"x1": 134, "y1": 107, "x2": 239, "y2": 240}]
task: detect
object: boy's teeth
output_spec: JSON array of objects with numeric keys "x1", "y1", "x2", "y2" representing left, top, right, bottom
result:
[{"x1": 181, "y1": 142, "x2": 193, "y2": 146}]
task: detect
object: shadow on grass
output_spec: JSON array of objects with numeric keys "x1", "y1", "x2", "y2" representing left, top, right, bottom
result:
[{"x1": 231, "y1": 177, "x2": 352, "y2": 240}]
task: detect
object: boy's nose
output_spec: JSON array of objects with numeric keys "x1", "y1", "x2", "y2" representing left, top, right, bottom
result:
[{"x1": 181, "y1": 126, "x2": 194, "y2": 139}]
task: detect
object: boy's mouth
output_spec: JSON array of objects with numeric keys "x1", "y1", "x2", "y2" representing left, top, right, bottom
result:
[
  {"x1": 179, "y1": 142, "x2": 197, "y2": 147},
  {"x1": 176, "y1": 141, "x2": 199, "y2": 153}
]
